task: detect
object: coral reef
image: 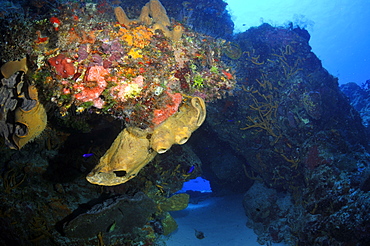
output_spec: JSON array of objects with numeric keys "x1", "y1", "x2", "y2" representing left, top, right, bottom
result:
[
  {"x1": 0, "y1": 122, "x2": 202, "y2": 246},
  {"x1": 340, "y1": 82, "x2": 370, "y2": 128},
  {"x1": 1, "y1": 0, "x2": 233, "y2": 184},
  {"x1": 24, "y1": 0, "x2": 234, "y2": 131},
  {"x1": 204, "y1": 23, "x2": 370, "y2": 245},
  {"x1": 302, "y1": 90, "x2": 322, "y2": 120},
  {"x1": 1, "y1": 1, "x2": 369, "y2": 246},
  {"x1": 169, "y1": 0, "x2": 234, "y2": 39},
  {"x1": 152, "y1": 91, "x2": 182, "y2": 125}
]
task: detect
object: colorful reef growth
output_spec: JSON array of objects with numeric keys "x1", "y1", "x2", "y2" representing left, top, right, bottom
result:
[
  {"x1": 2, "y1": 0, "x2": 235, "y2": 184},
  {"x1": 32, "y1": 0, "x2": 235, "y2": 129},
  {"x1": 25, "y1": 0, "x2": 235, "y2": 186},
  {"x1": 0, "y1": 0, "x2": 234, "y2": 245}
]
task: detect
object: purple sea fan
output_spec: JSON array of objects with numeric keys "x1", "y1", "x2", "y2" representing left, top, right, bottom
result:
[
  {"x1": 101, "y1": 42, "x2": 110, "y2": 52},
  {"x1": 90, "y1": 54, "x2": 103, "y2": 66},
  {"x1": 110, "y1": 40, "x2": 124, "y2": 54},
  {"x1": 110, "y1": 40, "x2": 125, "y2": 60},
  {"x1": 77, "y1": 44, "x2": 89, "y2": 61}
]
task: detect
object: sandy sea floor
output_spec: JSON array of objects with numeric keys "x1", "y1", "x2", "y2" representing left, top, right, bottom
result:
[{"x1": 164, "y1": 194, "x2": 285, "y2": 246}]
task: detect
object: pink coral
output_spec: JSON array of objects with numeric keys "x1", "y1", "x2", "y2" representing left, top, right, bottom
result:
[
  {"x1": 85, "y1": 66, "x2": 109, "y2": 87},
  {"x1": 48, "y1": 54, "x2": 75, "y2": 78},
  {"x1": 110, "y1": 75, "x2": 144, "y2": 102},
  {"x1": 92, "y1": 97, "x2": 105, "y2": 109},
  {"x1": 153, "y1": 91, "x2": 182, "y2": 125},
  {"x1": 73, "y1": 66, "x2": 109, "y2": 108},
  {"x1": 110, "y1": 83, "x2": 129, "y2": 101},
  {"x1": 132, "y1": 75, "x2": 144, "y2": 87}
]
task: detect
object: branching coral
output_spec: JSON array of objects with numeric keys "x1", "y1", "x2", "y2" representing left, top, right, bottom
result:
[
  {"x1": 241, "y1": 85, "x2": 281, "y2": 144},
  {"x1": 222, "y1": 41, "x2": 242, "y2": 60},
  {"x1": 272, "y1": 45, "x2": 303, "y2": 79}
]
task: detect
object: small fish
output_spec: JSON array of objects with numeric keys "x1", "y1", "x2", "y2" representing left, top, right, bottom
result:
[
  {"x1": 195, "y1": 229, "x2": 205, "y2": 239},
  {"x1": 187, "y1": 165, "x2": 195, "y2": 174},
  {"x1": 107, "y1": 221, "x2": 116, "y2": 233},
  {"x1": 82, "y1": 153, "x2": 94, "y2": 158}
]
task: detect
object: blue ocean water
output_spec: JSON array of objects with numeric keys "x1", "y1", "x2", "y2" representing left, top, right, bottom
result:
[
  {"x1": 180, "y1": 176, "x2": 212, "y2": 193},
  {"x1": 225, "y1": 0, "x2": 370, "y2": 85}
]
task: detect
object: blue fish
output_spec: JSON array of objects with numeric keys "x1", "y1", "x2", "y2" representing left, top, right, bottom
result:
[
  {"x1": 187, "y1": 165, "x2": 195, "y2": 174},
  {"x1": 82, "y1": 153, "x2": 94, "y2": 158}
]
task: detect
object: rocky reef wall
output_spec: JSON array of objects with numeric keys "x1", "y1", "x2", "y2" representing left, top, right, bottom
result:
[{"x1": 203, "y1": 23, "x2": 370, "y2": 245}]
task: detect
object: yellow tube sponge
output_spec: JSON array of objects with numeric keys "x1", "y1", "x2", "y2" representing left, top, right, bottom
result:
[
  {"x1": 86, "y1": 96, "x2": 206, "y2": 186},
  {"x1": 114, "y1": 6, "x2": 131, "y2": 26},
  {"x1": 1, "y1": 57, "x2": 28, "y2": 79},
  {"x1": 151, "y1": 96, "x2": 206, "y2": 153},
  {"x1": 138, "y1": 4, "x2": 152, "y2": 25},
  {"x1": 148, "y1": 0, "x2": 170, "y2": 27},
  {"x1": 86, "y1": 127, "x2": 157, "y2": 186},
  {"x1": 12, "y1": 85, "x2": 47, "y2": 149},
  {"x1": 172, "y1": 25, "x2": 183, "y2": 42}
]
